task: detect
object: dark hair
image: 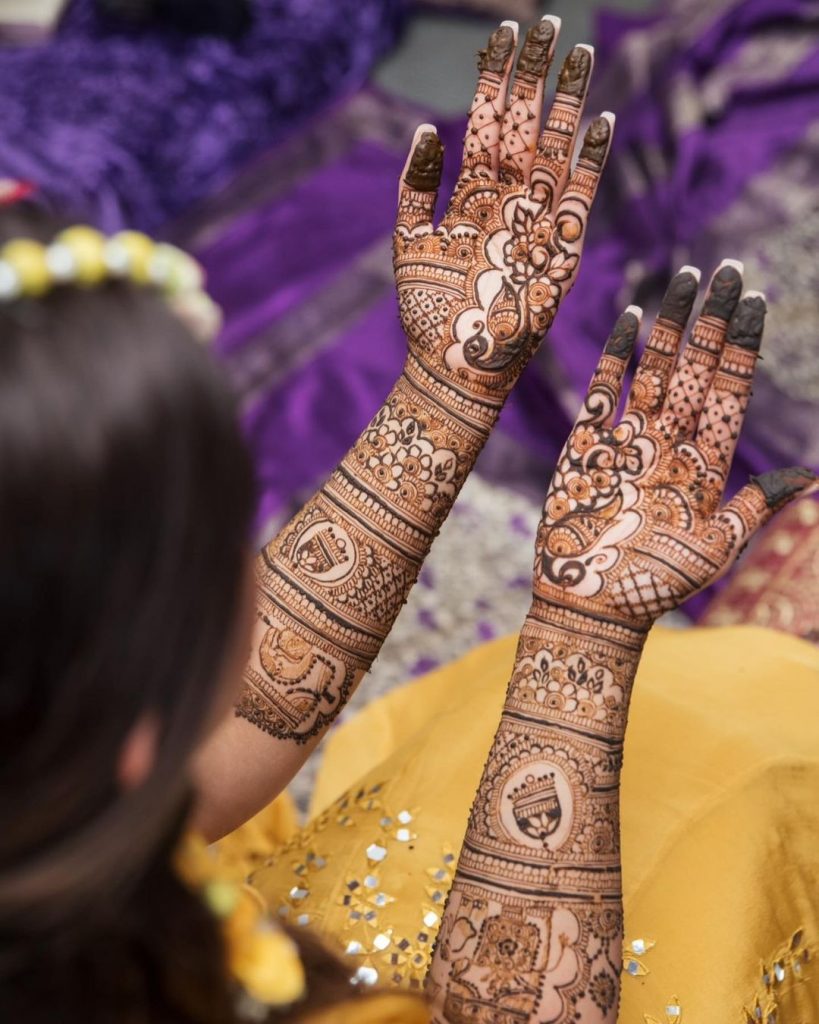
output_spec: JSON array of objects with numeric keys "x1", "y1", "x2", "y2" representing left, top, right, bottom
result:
[
  {"x1": 0, "y1": 207, "x2": 413, "y2": 1023},
  {"x1": 0, "y1": 205, "x2": 255, "y2": 1020}
]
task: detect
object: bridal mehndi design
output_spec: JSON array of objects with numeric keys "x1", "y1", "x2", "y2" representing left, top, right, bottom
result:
[
  {"x1": 237, "y1": 18, "x2": 614, "y2": 743},
  {"x1": 426, "y1": 265, "x2": 816, "y2": 1023}
]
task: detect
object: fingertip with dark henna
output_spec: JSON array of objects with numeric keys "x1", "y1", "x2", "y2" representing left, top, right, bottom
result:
[
  {"x1": 604, "y1": 306, "x2": 641, "y2": 359},
  {"x1": 701, "y1": 261, "x2": 744, "y2": 321},
  {"x1": 658, "y1": 268, "x2": 700, "y2": 327},
  {"x1": 578, "y1": 115, "x2": 611, "y2": 170},
  {"x1": 405, "y1": 131, "x2": 445, "y2": 192},
  {"x1": 726, "y1": 292, "x2": 767, "y2": 351},
  {"x1": 478, "y1": 23, "x2": 517, "y2": 73},
  {"x1": 516, "y1": 19, "x2": 556, "y2": 76},
  {"x1": 751, "y1": 467, "x2": 817, "y2": 509},
  {"x1": 556, "y1": 44, "x2": 593, "y2": 97}
]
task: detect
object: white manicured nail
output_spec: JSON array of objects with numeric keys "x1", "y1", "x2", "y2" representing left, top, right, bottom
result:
[
  {"x1": 500, "y1": 19, "x2": 519, "y2": 41},
  {"x1": 678, "y1": 265, "x2": 702, "y2": 282},
  {"x1": 541, "y1": 14, "x2": 562, "y2": 30},
  {"x1": 576, "y1": 43, "x2": 595, "y2": 56},
  {"x1": 625, "y1": 304, "x2": 643, "y2": 318},
  {"x1": 716, "y1": 258, "x2": 744, "y2": 274},
  {"x1": 743, "y1": 289, "x2": 765, "y2": 300}
]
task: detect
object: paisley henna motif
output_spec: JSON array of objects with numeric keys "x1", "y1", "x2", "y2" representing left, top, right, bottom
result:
[{"x1": 430, "y1": 264, "x2": 815, "y2": 1024}]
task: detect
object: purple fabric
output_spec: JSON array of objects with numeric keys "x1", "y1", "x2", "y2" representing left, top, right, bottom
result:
[{"x1": 0, "y1": 0, "x2": 408, "y2": 231}]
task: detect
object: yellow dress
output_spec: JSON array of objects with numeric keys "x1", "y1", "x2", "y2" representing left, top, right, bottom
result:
[{"x1": 222, "y1": 626, "x2": 819, "y2": 1023}]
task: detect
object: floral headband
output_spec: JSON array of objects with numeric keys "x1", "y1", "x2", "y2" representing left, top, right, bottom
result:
[{"x1": 0, "y1": 223, "x2": 221, "y2": 342}]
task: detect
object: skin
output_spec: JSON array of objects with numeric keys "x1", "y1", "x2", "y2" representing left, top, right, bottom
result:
[
  {"x1": 194, "y1": 18, "x2": 616, "y2": 842},
  {"x1": 426, "y1": 265, "x2": 816, "y2": 1023}
]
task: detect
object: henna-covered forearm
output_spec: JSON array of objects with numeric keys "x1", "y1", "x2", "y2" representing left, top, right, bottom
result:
[
  {"x1": 236, "y1": 358, "x2": 501, "y2": 744},
  {"x1": 428, "y1": 602, "x2": 644, "y2": 1024}
]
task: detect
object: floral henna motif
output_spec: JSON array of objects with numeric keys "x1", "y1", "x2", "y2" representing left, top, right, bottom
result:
[
  {"x1": 348, "y1": 372, "x2": 484, "y2": 528},
  {"x1": 626, "y1": 269, "x2": 700, "y2": 417}
]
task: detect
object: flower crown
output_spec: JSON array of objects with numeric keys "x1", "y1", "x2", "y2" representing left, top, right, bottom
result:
[{"x1": 0, "y1": 226, "x2": 221, "y2": 342}]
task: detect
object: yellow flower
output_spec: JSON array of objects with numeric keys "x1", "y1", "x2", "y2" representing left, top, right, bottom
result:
[
  {"x1": 227, "y1": 918, "x2": 306, "y2": 1006},
  {"x1": 177, "y1": 833, "x2": 306, "y2": 1007}
]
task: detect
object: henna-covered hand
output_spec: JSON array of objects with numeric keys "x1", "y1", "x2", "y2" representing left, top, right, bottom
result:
[
  {"x1": 533, "y1": 262, "x2": 817, "y2": 627},
  {"x1": 394, "y1": 17, "x2": 613, "y2": 408}
]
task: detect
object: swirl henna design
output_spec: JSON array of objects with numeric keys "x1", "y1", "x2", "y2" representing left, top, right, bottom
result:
[
  {"x1": 429, "y1": 266, "x2": 815, "y2": 1024},
  {"x1": 395, "y1": 27, "x2": 611, "y2": 403}
]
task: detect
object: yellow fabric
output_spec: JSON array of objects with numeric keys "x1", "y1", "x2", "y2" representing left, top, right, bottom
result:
[
  {"x1": 215, "y1": 787, "x2": 299, "y2": 882},
  {"x1": 301, "y1": 994, "x2": 429, "y2": 1024},
  {"x1": 248, "y1": 626, "x2": 819, "y2": 1022}
]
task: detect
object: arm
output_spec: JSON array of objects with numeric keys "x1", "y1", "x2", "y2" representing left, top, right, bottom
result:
[
  {"x1": 196, "y1": 16, "x2": 616, "y2": 839},
  {"x1": 428, "y1": 264, "x2": 816, "y2": 1022}
]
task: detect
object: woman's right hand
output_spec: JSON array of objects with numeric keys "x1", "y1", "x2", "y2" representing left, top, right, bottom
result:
[
  {"x1": 393, "y1": 18, "x2": 614, "y2": 402},
  {"x1": 532, "y1": 262, "x2": 816, "y2": 629}
]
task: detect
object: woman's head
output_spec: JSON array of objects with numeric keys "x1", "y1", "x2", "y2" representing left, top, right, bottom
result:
[{"x1": 0, "y1": 205, "x2": 256, "y2": 935}]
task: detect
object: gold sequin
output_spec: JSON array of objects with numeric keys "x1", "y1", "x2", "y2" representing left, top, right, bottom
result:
[
  {"x1": 644, "y1": 995, "x2": 681, "y2": 1023},
  {"x1": 623, "y1": 935, "x2": 656, "y2": 978},
  {"x1": 744, "y1": 928, "x2": 811, "y2": 1024}
]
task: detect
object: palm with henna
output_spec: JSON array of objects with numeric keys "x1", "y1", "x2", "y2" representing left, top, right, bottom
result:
[
  {"x1": 429, "y1": 264, "x2": 816, "y2": 1024},
  {"x1": 395, "y1": 18, "x2": 614, "y2": 408},
  {"x1": 535, "y1": 261, "x2": 816, "y2": 626}
]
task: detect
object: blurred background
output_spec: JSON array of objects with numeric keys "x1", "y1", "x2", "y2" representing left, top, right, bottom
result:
[{"x1": 1, "y1": 0, "x2": 817, "y2": 781}]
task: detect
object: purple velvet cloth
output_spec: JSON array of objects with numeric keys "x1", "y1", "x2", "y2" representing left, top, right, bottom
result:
[{"x1": 0, "y1": 0, "x2": 408, "y2": 231}]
